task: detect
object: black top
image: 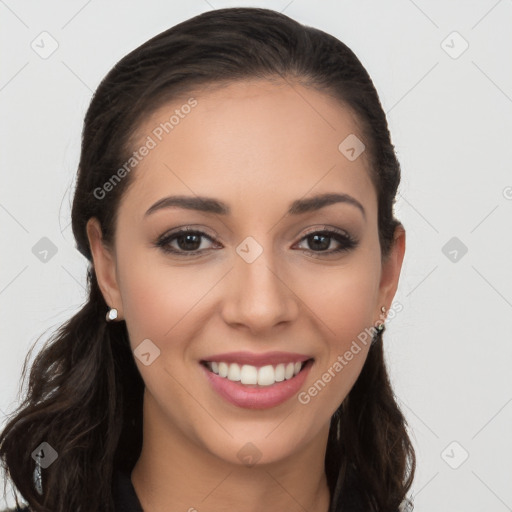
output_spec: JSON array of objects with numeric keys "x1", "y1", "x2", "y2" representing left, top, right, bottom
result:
[
  {"x1": 6, "y1": 469, "x2": 406, "y2": 511},
  {"x1": 4, "y1": 469, "x2": 143, "y2": 512},
  {"x1": 111, "y1": 468, "x2": 382, "y2": 512},
  {"x1": 112, "y1": 468, "x2": 144, "y2": 511}
]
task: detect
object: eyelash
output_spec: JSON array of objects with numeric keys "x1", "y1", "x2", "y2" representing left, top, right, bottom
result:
[{"x1": 154, "y1": 226, "x2": 358, "y2": 258}]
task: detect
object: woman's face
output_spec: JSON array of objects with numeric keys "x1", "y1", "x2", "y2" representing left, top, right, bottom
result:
[{"x1": 88, "y1": 79, "x2": 404, "y2": 466}]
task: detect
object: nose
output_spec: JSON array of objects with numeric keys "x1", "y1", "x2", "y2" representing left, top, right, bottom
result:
[{"x1": 220, "y1": 241, "x2": 299, "y2": 334}]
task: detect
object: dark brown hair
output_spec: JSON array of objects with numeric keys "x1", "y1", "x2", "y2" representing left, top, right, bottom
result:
[{"x1": 0, "y1": 7, "x2": 415, "y2": 512}]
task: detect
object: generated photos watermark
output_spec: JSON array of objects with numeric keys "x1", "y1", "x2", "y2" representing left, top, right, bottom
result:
[
  {"x1": 93, "y1": 98, "x2": 198, "y2": 200},
  {"x1": 298, "y1": 301, "x2": 403, "y2": 405}
]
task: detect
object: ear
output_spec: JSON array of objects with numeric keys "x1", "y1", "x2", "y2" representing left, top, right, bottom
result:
[
  {"x1": 86, "y1": 217, "x2": 123, "y2": 319},
  {"x1": 376, "y1": 224, "x2": 406, "y2": 320}
]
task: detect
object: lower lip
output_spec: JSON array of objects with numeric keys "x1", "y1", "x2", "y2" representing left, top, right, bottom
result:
[{"x1": 201, "y1": 360, "x2": 313, "y2": 410}]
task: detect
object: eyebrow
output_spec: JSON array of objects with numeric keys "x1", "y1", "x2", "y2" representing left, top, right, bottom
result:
[{"x1": 144, "y1": 192, "x2": 366, "y2": 219}]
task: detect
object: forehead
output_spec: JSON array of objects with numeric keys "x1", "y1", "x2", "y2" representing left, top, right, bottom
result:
[{"x1": 121, "y1": 79, "x2": 375, "y2": 219}]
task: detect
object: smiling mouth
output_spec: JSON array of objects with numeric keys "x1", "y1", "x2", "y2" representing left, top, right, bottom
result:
[{"x1": 200, "y1": 358, "x2": 314, "y2": 387}]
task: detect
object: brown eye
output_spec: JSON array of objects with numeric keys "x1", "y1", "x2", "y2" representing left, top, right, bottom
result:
[
  {"x1": 156, "y1": 228, "x2": 217, "y2": 256},
  {"x1": 295, "y1": 229, "x2": 357, "y2": 255},
  {"x1": 154, "y1": 226, "x2": 357, "y2": 258}
]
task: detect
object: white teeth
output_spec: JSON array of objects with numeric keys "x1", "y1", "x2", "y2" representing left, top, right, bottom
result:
[
  {"x1": 257, "y1": 365, "x2": 275, "y2": 386},
  {"x1": 240, "y1": 364, "x2": 258, "y2": 385},
  {"x1": 285, "y1": 362, "x2": 294, "y2": 380},
  {"x1": 227, "y1": 362, "x2": 241, "y2": 381},
  {"x1": 206, "y1": 360, "x2": 306, "y2": 386},
  {"x1": 274, "y1": 363, "x2": 285, "y2": 382},
  {"x1": 218, "y1": 362, "x2": 229, "y2": 377}
]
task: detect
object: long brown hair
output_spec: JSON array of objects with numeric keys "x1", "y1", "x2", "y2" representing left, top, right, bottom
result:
[{"x1": 0, "y1": 7, "x2": 415, "y2": 511}]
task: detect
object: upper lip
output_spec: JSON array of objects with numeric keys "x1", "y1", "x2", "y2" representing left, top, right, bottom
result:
[{"x1": 201, "y1": 351, "x2": 313, "y2": 367}]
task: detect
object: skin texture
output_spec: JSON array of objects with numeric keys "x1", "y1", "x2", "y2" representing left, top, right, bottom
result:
[{"x1": 87, "y1": 79, "x2": 405, "y2": 512}]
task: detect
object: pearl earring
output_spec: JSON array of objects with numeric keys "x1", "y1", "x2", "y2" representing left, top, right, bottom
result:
[
  {"x1": 376, "y1": 305, "x2": 386, "y2": 331},
  {"x1": 106, "y1": 308, "x2": 118, "y2": 322}
]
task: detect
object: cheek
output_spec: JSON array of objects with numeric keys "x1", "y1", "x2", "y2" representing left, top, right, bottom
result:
[
  {"x1": 296, "y1": 258, "x2": 380, "y2": 344},
  {"x1": 115, "y1": 245, "x2": 171, "y2": 345},
  {"x1": 293, "y1": 254, "x2": 380, "y2": 407},
  {"x1": 298, "y1": 273, "x2": 376, "y2": 419},
  {"x1": 116, "y1": 247, "x2": 222, "y2": 350},
  {"x1": 117, "y1": 258, "x2": 210, "y2": 404}
]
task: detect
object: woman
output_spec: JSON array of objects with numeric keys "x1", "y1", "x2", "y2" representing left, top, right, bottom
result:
[{"x1": 0, "y1": 7, "x2": 415, "y2": 512}]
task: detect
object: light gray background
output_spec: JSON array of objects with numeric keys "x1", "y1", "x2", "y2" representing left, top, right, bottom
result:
[{"x1": 1, "y1": 1, "x2": 511, "y2": 510}]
